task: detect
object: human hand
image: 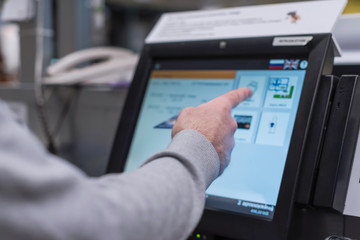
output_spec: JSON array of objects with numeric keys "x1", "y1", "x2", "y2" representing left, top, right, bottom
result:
[{"x1": 172, "y1": 87, "x2": 252, "y2": 174}]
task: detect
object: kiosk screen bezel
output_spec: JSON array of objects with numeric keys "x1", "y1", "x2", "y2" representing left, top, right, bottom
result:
[{"x1": 107, "y1": 34, "x2": 334, "y2": 239}]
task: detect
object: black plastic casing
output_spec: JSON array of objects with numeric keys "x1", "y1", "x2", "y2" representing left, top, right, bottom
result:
[
  {"x1": 313, "y1": 75, "x2": 360, "y2": 212},
  {"x1": 295, "y1": 75, "x2": 339, "y2": 205},
  {"x1": 107, "y1": 34, "x2": 334, "y2": 240}
]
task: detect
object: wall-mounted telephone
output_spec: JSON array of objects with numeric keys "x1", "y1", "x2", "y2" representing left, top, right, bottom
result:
[{"x1": 44, "y1": 47, "x2": 139, "y2": 85}]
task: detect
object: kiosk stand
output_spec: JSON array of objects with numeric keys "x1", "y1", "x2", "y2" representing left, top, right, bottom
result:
[{"x1": 108, "y1": 1, "x2": 360, "y2": 239}]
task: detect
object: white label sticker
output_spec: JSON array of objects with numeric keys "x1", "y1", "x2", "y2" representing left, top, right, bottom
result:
[
  {"x1": 273, "y1": 36, "x2": 313, "y2": 46},
  {"x1": 146, "y1": 0, "x2": 347, "y2": 44}
]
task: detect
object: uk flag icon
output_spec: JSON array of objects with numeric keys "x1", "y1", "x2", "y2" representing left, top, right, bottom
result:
[{"x1": 283, "y1": 59, "x2": 300, "y2": 70}]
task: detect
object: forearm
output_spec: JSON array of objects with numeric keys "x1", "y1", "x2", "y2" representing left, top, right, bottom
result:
[
  {"x1": 95, "y1": 129, "x2": 220, "y2": 240},
  {"x1": 0, "y1": 100, "x2": 220, "y2": 240}
]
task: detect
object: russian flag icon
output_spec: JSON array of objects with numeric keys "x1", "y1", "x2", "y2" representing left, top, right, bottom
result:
[{"x1": 269, "y1": 59, "x2": 285, "y2": 70}]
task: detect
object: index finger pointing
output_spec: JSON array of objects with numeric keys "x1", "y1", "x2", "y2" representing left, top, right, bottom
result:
[{"x1": 217, "y1": 87, "x2": 252, "y2": 109}]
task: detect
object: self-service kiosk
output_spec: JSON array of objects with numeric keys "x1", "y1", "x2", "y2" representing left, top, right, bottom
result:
[
  {"x1": 107, "y1": 31, "x2": 360, "y2": 239},
  {"x1": 106, "y1": 1, "x2": 360, "y2": 238}
]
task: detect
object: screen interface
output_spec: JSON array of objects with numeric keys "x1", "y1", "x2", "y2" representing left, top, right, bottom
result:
[{"x1": 124, "y1": 58, "x2": 307, "y2": 219}]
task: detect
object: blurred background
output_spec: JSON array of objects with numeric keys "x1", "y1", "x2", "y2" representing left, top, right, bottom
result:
[
  {"x1": 0, "y1": 0, "x2": 359, "y2": 176},
  {"x1": 0, "y1": 0, "x2": 359, "y2": 84}
]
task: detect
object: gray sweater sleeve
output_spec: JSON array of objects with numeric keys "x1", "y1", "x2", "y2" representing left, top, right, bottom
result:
[{"x1": 0, "y1": 100, "x2": 220, "y2": 240}]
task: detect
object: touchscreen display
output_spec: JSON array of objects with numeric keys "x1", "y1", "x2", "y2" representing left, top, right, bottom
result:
[{"x1": 124, "y1": 58, "x2": 307, "y2": 219}]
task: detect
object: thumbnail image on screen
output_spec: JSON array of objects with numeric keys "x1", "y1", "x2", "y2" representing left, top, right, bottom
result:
[{"x1": 124, "y1": 59, "x2": 307, "y2": 220}]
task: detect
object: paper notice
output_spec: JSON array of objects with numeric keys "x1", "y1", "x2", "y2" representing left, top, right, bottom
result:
[{"x1": 146, "y1": 0, "x2": 347, "y2": 44}]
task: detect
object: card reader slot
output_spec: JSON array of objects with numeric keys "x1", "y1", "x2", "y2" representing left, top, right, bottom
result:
[{"x1": 313, "y1": 75, "x2": 360, "y2": 212}]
